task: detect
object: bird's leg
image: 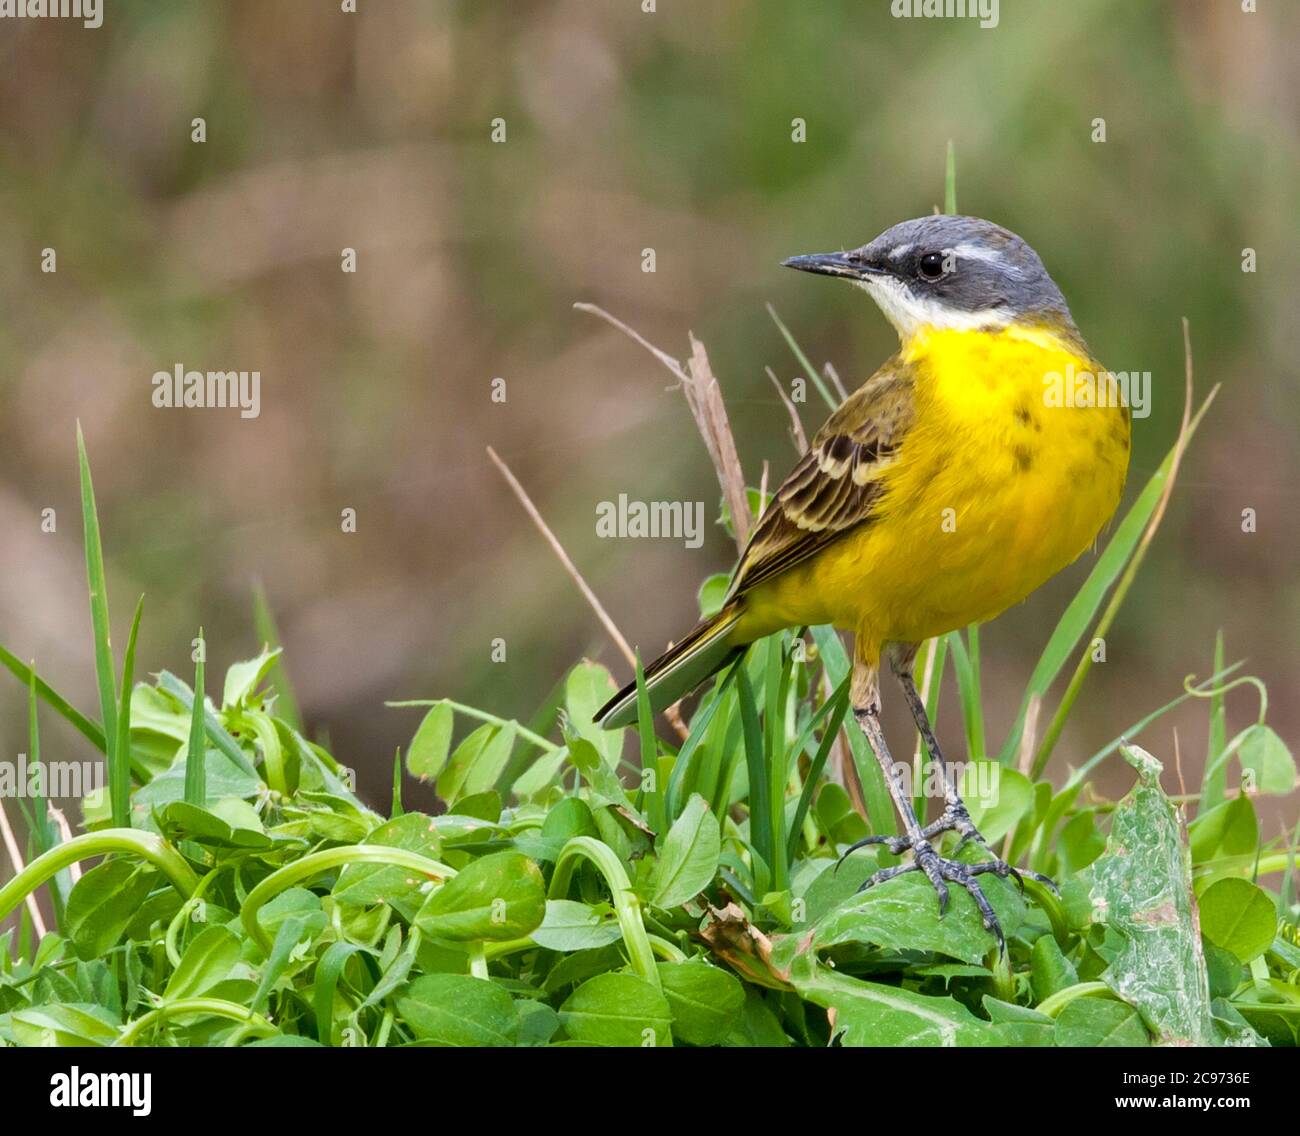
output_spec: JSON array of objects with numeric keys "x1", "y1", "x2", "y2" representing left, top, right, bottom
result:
[{"x1": 838, "y1": 645, "x2": 1054, "y2": 951}]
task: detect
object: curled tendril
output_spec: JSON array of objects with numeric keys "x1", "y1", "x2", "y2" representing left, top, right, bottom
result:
[{"x1": 1180, "y1": 672, "x2": 1267, "y2": 725}]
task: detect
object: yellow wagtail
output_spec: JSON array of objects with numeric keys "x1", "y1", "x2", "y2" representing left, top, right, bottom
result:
[{"x1": 597, "y1": 215, "x2": 1131, "y2": 944}]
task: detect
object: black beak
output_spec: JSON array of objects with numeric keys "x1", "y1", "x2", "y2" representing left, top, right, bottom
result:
[{"x1": 781, "y1": 251, "x2": 887, "y2": 281}]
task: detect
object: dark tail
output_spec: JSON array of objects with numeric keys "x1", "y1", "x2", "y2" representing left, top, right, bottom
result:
[{"x1": 596, "y1": 605, "x2": 744, "y2": 729}]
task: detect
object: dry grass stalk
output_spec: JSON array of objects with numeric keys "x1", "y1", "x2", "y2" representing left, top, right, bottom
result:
[
  {"x1": 0, "y1": 800, "x2": 47, "y2": 939},
  {"x1": 766, "y1": 366, "x2": 808, "y2": 454},
  {"x1": 485, "y1": 444, "x2": 690, "y2": 742},
  {"x1": 486, "y1": 445, "x2": 637, "y2": 672},
  {"x1": 575, "y1": 302, "x2": 753, "y2": 553}
]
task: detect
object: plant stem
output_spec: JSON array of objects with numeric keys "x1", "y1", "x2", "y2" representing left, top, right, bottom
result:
[
  {"x1": 115, "y1": 998, "x2": 276, "y2": 1046},
  {"x1": 240, "y1": 846, "x2": 455, "y2": 953},
  {"x1": 387, "y1": 699, "x2": 559, "y2": 753},
  {"x1": 0, "y1": 829, "x2": 199, "y2": 924},
  {"x1": 1035, "y1": 980, "x2": 1118, "y2": 1018},
  {"x1": 550, "y1": 836, "x2": 659, "y2": 988}
]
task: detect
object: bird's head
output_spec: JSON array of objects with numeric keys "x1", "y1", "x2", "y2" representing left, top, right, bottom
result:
[{"x1": 782, "y1": 215, "x2": 1077, "y2": 342}]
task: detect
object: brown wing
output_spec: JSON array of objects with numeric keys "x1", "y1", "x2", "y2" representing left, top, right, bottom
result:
[{"x1": 726, "y1": 356, "x2": 915, "y2": 599}]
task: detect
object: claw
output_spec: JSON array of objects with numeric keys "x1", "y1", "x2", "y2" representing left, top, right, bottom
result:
[{"x1": 839, "y1": 811, "x2": 1053, "y2": 953}]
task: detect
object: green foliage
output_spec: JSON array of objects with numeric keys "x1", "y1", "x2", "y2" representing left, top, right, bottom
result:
[{"x1": 0, "y1": 429, "x2": 1296, "y2": 1048}]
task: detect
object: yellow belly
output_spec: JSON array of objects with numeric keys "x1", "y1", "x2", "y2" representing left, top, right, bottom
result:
[{"x1": 741, "y1": 324, "x2": 1130, "y2": 653}]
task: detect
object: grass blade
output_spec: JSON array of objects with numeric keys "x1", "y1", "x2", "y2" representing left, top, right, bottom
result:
[
  {"x1": 947, "y1": 625, "x2": 986, "y2": 759},
  {"x1": 944, "y1": 140, "x2": 957, "y2": 214},
  {"x1": 156, "y1": 670, "x2": 259, "y2": 780},
  {"x1": 0, "y1": 645, "x2": 105, "y2": 752},
  {"x1": 910, "y1": 636, "x2": 947, "y2": 825},
  {"x1": 25, "y1": 668, "x2": 53, "y2": 856},
  {"x1": 736, "y1": 662, "x2": 771, "y2": 892},
  {"x1": 766, "y1": 305, "x2": 838, "y2": 411},
  {"x1": 77, "y1": 425, "x2": 119, "y2": 783},
  {"x1": 183, "y1": 635, "x2": 207, "y2": 809},
  {"x1": 252, "y1": 581, "x2": 302, "y2": 731},
  {"x1": 112, "y1": 597, "x2": 144, "y2": 827},
  {"x1": 663, "y1": 663, "x2": 739, "y2": 819},
  {"x1": 633, "y1": 653, "x2": 665, "y2": 833},
  {"x1": 786, "y1": 678, "x2": 850, "y2": 861},
  {"x1": 390, "y1": 749, "x2": 403, "y2": 819},
  {"x1": 1202, "y1": 631, "x2": 1228, "y2": 810}
]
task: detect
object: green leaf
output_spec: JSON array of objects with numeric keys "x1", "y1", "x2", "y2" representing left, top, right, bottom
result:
[
  {"x1": 1030, "y1": 934, "x2": 1078, "y2": 1002},
  {"x1": 396, "y1": 974, "x2": 519, "y2": 1046},
  {"x1": 516, "y1": 1000, "x2": 561, "y2": 1046},
  {"x1": 1055, "y1": 997, "x2": 1150, "y2": 1046},
  {"x1": 1189, "y1": 794, "x2": 1257, "y2": 863},
  {"x1": 312, "y1": 941, "x2": 368, "y2": 1046},
  {"x1": 697, "y1": 573, "x2": 730, "y2": 619},
  {"x1": 160, "y1": 799, "x2": 271, "y2": 849},
  {"x1": 806, "y1": 869, "x2": 1023, "y2": 965},
  {"x1": 564, "y1": 661, "x2": 623, "y2": 768},
  {"x1": 415, "y1": 851, "x2": 545, "y2": 942},
  {"x1": 650, "y1": 793, "x2": 720, "y2": 909},
  {"x1": 958, "y1": 761, "x2": 1032, "y2": 844},
  {"x1": 558, "y1": 973, "x2": 673, "y2": 1047},
  {"x1": 131, "y1": 745, "x2": 261, "y2": 814},
  {"x1": 250, "y1": 917, "x2": 309, "y2": 1014},
  {"x1": 566, "y1": 734, "x2": 632, "y2": 809},
  {"x1": 656, "y1": 960, "x2": 744, "y2": 1046},
  {"x1": 1198, "y1": 878, "x2": 1277, "y2": 964},
  {"x1": 406, "y1": 702, "x2": 454, "y2": 782},
  {"x1": 335, "y1": 811, "x2": 447, "y2": 915},
  {"x1": 164, "y1": 926, "x2": 242, "y2": 1001},
  {"x1": 7, "y1": 1003, "x2": 120, "y2": 1047},
  {"x1": 222, "y1": 646, "x2": 283, "y2": 710},
  {"x1": 790, "y1": 960, "x2": 999, "y2": 1047},
  {"x1": 1203, "y1": 941, "x2": 1244, "y2": 999},
  {"x1": 1088, "y1": 744, "x2": 1218, "y2": 1045},
  {"x1": 1057, "y1": 810, "x2": 1106, "y2": 875},
  {"x1": 531, "y1": 900, "x2": 624, "y2": 952},
  {"x1": 65, "y1": 860, "x2": 157, "y2": 959},
  {"x1": 1236, "y1": 725, "x2": 1296, "y2": 796},
  {"x1": 436, "y1": 722, "x2": 516, "y2": 806}
]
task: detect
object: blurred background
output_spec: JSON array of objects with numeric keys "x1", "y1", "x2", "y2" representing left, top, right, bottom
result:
[{"x1": 0, "y1": 0, "x2": 1296, "y2": 826}]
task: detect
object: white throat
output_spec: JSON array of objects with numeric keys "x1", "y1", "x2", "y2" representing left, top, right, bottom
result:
[{"x1": 857, "y1": 276, "x2": 1011, "y2": 340}]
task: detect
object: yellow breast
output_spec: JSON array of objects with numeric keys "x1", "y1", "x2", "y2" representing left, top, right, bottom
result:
[{"x1": 751, "y1": 323, "x2": 1130, "y2": 647}]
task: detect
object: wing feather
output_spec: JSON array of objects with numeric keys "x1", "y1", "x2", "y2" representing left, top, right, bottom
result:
[{"x1": 726, "y1": 357, "x2": 915, "y2": 599}]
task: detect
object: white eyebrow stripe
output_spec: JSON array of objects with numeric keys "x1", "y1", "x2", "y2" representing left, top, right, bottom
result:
[
  {"x1": 950, "y1": 241, "x2": 1029, "y2": 278},
  {"x1": 889, "y1": 243, "x2": 913, "y2": 257},
  {"x1": 948, "y1": 242, "x2": 1001, "y2": 263}
]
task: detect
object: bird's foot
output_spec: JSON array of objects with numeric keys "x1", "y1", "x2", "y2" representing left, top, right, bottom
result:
[{"x1": 837, "y1": 809, "x2": 1057, "y2": 953}]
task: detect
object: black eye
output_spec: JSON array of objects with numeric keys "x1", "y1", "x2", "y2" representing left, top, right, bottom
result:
[{"x1": 918, "y1": 251, "x2": 948, "y2": 281}]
